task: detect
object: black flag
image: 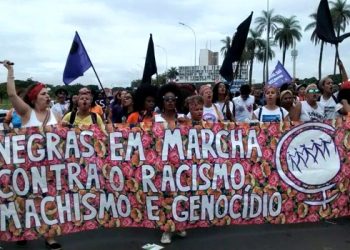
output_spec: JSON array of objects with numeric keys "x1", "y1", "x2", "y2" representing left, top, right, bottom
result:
[
  {"x1": 220, "y1": 12, "x2": 253, "y2": 82},
  {"x1": 142, "y1": 34, "x2": 157, "y2": 84},
  {"x1": 316, "y1": 0, "x2": 338, "y2": 44},
  {"x1": 316, "y1": 0, "x2": 350, "y2": 44}
]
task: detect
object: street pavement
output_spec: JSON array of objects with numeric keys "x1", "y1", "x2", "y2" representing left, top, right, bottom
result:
[{"x1": 2, "y1": 218, "x2": 350, "y2": 250}]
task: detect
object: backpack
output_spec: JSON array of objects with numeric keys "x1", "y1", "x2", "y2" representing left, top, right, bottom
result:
[
  {"x1": 258, "y1": 107, "x2": 284, "y2": 122},
  {"x1": 69, "y1": 111, "x2": 97, "y2": 126}
]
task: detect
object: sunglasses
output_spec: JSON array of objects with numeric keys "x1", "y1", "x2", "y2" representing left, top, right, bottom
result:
[
  {"x1": 163, "y1": 96, "x2": 177, "y2": 102},
  {"x1": 307, "y1": 89, "x2": 320, "y2": 94}
]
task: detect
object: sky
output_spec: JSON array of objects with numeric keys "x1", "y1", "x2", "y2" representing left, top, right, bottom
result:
[{"x1": 1, "y1": 0, "x2": 350, "y2": 88}]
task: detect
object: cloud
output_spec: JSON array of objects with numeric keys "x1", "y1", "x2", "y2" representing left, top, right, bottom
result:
[{"x1": 1, "y1": 0, "x2": 349, "y2": 88}]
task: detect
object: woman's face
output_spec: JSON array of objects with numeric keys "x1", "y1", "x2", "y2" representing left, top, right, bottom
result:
[
  {"x1": 298, "y1": 86, "x2": 306, "y2": 96},
  {"x1": 264, "y1": 87, "x2": 277, "y2": 104},
  {"x1": 306, "y1": 86, "x2": 320, "y2": 103},
  {"x1": 35, "y1": 88, "x2": 51, "y2": 108},
  {"x1": 78, "y1": 94, "x2": 92, "y2": 111},
  {"x1": 281, "y1": 93, "x2": 293, "y2": 108},
  {"x1": 144, "y1": 96, "x2": 155, "y2": 112},
  {"x1": 163, "y1": 92, "x2": 177, "y2": 112},
  {"x1": 122, "y1": 93, "x2": 133, "y2": 108},
  {"x1": 218, "y1": 83, "x2": 226, "y2": 95},
  {"x1": 202, "y1": 88, "x2": 213, "y2": 104},
  {"x1": 72, "y1": 95, "x2": 79, "y2": 105},
  {"x1": 189, "y1": 103, "x2": 203, "y2": 121},
  {"x1": 323, "y1": 78, "x2": 333, "y2": 94}
]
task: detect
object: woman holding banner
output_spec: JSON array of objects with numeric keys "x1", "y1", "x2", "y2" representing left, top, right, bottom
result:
[
  {"x1": 253, "y1": 85, "x2": 289, "y2": 122},
  {"x1": 2, "y1": 60, "x2": 62, "y2": 250}
]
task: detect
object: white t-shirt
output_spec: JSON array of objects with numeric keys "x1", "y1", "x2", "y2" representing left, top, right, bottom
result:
[
  {"x1": 318, "y1": 95, "x2": 342, "y2": 120},
  {"x1": 51, "y1": 102, "x2": 69, "y2": 118},
  {"x1": 215, "y1": 101, "x2": 234, "y2": 121},
  {"x1": 232, "y1": 95, "x2": 255, "y2": 121},
  {"x1": 299, "y1": 101, "x2": 325, "y2": 122},
  {"x1": 253, "y1": 106, "x2": 288, "y2": 122},
  {"x1": 202, "y1": 104, "x2": 223, "y2": 122}
]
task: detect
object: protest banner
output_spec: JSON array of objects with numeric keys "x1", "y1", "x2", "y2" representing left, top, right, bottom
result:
[{"x1": 0, "y1": 119, "x2": 349, "y2": 241}]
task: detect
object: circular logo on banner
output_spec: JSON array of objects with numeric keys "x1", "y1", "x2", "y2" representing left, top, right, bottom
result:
[{"x1": 275, "y1": 122, "x2": 341, "y2": 208}]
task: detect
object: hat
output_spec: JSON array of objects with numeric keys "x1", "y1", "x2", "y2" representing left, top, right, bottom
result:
[
  {"x1": 55, "y1": 88, "x2": 68, "y2": 96},
  {"x1": 280, "y1": 90, "x2": 293, "y2": 100}
]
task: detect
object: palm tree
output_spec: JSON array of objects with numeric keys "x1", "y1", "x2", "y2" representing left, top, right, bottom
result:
[
  {"x1": 330, "y1": 0, "x2": 350, "y2": 74},
  {"x1": 304, "y1": 12, "x2": 324, "y2": 80},
  {"x1": 256, "y1": 40, "x2": 275, "y2": 82},
  {"x1": 274, "y1": 15, "x2": 302, "y2": 66},
  {"x1": 255, "y1": 9, "x2": 280, "y2": 82},
  {"x1": 220, "y1": 36, "x2": 232, "y2": 57},
  {"x1": 246, "y1": 29, "x2": 265, "y2": 85},
  {"x1": 167, "y1": 67, "x2": 179, "y2": 81}
]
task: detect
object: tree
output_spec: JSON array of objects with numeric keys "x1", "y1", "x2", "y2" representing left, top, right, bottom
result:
[
  {"x1": 255, "y1": 9, "x2": 280, "y2": 82},
  {"x1": 255, "y1": 39, "x2": 275, "y2": 82},
  {"x1": 167, "y1": 67, "x2": 179, "y2": 81},
  {"x1": 220, "y1": 36, "x2": 232, "y2": 57},
  {"x1": 330, "y1": 0, "x2": 350, "y2": 74},
  {"x1": 246, "y1": 29, "x2": 265, "y2": 85},
  {"x1": 305, "y1": 12, "x2": 325, "y2": 80},
  {"x1": 274, "y1": 15, "x2": 302, "y2": 65}
]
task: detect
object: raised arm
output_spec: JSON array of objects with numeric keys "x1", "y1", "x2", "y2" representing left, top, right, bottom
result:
[
  {"x1": 3, "y1": 60, "x2": 31, "y2": 118},
  {"x1": 338, "y1": 59, "x2": 348, "y2": 82}
]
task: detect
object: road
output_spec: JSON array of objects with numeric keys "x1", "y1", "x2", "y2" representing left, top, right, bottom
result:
[{"x1": 2, "y1": 218, "x2": 350, "y2": 250}]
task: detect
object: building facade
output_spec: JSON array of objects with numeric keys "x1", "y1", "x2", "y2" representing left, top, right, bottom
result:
[{"x1": 177, "y1": 48, "x2": 248, "y2": 84}]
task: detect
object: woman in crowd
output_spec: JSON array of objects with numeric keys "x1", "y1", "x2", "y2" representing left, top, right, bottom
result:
[
  {"x1": 253, "y1": 85, "x2": 289, "y2": 122},
  {"x1": 127, "y1": 85, "x2": 158, "y2": 124},
  {"x1": 51, "y1": 88, "x2": 69, "y2": 121},
  {"x1": 297, "y1": 83, "x2": 307, "y2": 101},
  {"x1": 67, "y1": 94, "x2": 78, "y2": 113},
  {"x1": 292, "y1": 83, "x2": 325, "y2": 121},
  {"x1": 212, "y1": 82, "x2": 234, "y2": 121},
  {"x1": 186, "y1": 95, "x2": 204, "y2": 124},
  {"x1": 62, "y1": 90, "x2": 105, "y2": 130},
  {"x1": 3, "y1": 60, "x2": 61, "y2": 250},
  {"x1": 318, "y1": 76, "x2": 343, "y2": 120},
  {"x1": 280, "y1": 90, "x2": 297, "y2": 117},
  {"x1": 198, "y1": 84, "x2": 223, "y2": 122},
  {"x1": 155, "y1": 83, "x2": 185, "y2": 128},
  {"x1": 232, "y1": 84, "x2": 255, "y2": 122},
  {"x1": 111, "y1": 89, "x2": 134, "y2": 123}
]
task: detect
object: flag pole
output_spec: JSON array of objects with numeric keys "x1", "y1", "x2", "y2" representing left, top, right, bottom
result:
[{"x1": 76, "y1": 32, "x2": 111, "y2": 121}]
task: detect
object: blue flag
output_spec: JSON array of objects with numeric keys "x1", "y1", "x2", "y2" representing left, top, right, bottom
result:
[
  {"x1": 63, "y1": 31, "x2": 92, "y2": 85},
  {"x1": 268, "y1": 61, "x2": 292, "y2": 88}
]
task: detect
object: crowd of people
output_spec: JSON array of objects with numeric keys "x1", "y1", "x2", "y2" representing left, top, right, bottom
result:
[{"x1": 1, "y1": 59, "x2": 350, "y2": 248}]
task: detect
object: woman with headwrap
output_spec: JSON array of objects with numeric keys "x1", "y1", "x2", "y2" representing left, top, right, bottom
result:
[
  {"x1": 2, "y1": 60, "x2": 62, "y2": 250},
  {"x1": 3, "y1": 60, "x2": 58, "y2": 128}
]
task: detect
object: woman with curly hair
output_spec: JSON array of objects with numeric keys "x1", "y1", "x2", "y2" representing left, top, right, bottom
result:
[
  {"x1": 127, "y1": 85, "x2": 158, "y2": 124},
  {"x1": 154, "y1": 83, "x2": 185, "y2": 127}
]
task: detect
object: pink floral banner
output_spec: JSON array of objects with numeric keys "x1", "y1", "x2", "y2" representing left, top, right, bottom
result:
[{"x1": 0, "y1": 119, "x2": 350, "y2": 241}]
